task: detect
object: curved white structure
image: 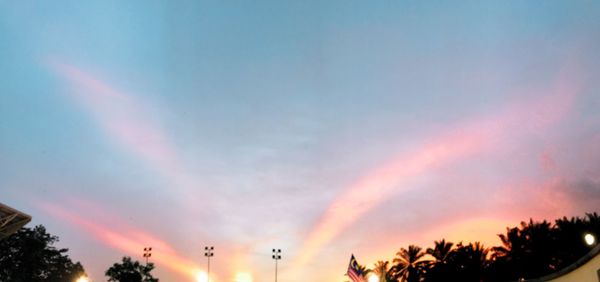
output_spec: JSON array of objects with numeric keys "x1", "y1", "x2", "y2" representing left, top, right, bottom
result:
[
  {"x1": 526, "y1": 244, "x2": 600, "y2": 282},
  {"x1": 546, "y1": 244, "x2": 600, "y2": 282},
  {"x1": 0, "y1": 203, "x2": 32, "y2": 240}
]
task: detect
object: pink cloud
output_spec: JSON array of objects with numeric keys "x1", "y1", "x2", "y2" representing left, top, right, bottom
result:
[
  {"x1": 38, "y1": 201, "x2": 201, "y2": 280},
  {"x1": 540, "y1": 149, "x2": 558, "y2": 173},
  {"x1": 494, "y1": 177, "x2": 573, "y2": 218},
  {"x1": 50, "y1": 61, "x2": 190, "y2": 187},
  {"x1": 294, "y1": 63, "x2": 583, "y2": 268}
]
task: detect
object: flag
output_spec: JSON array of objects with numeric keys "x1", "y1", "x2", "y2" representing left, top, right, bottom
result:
[{"x1": 347, "y1": 254, "x2": 366, "y2": 282}]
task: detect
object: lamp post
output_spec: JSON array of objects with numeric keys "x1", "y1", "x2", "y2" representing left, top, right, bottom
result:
[
  {"x1": 204, "y1": 246, "x2": 214, "y2": 282},
  {"x1": 584, "y1": 233, "x2": 596, "y2": 246},
  {"x1": 143, "y1": 247, "x2": 152, "y2": 265},
  {"x1": 272, "y1": 249, "x2": 281, "y2": 282}
]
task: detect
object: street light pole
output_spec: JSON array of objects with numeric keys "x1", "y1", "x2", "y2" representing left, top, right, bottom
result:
[
  {"x1": 272, "y1": 249, "x2": 281, "y2": 282},
  {"x1": 143, "y1": 247, "x2": 152, "y2": 265},
  {"x1": 204, "y1": 246, "x2": 214, "y2": 282}
]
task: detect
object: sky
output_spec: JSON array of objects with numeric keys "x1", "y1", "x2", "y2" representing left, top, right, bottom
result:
[{"x1": 1, "y1": 1, "x2": 600, "y2": 281}]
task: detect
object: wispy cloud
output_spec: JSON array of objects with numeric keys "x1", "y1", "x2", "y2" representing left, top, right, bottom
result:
[
  {"x1": 49, "y1": 60, "x2": 194, "y2": 190},
  {"x1": 294, "y1": 63, "x2": 583, "y2": 268},
  {"x1": 38, "y1": 200, "x2": 202, "y2": 280}
]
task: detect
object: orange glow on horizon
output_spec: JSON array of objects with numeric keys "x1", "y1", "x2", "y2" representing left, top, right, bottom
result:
[
  {"x1": 42, "y1": 58, "x2": 587, "y2": 282},
  {"x1": 418, "y1": 216, "x2": 514, "y2": 248},
  {"x1": 234, "y1": 272, "x2": 253, "y2": 282}
]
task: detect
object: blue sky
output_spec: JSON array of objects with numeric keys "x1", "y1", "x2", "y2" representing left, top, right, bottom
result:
[{"x1": 2, "y1": 1, "x2": 600, "y2": 281}]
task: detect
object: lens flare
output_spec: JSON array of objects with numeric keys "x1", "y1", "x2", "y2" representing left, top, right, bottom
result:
[
  {"x1": 194, "y1": 270, "x2": 208, "y2": 282},
  {"x1": 234, "y1": 273, "x2": 253, "y2": 282}
]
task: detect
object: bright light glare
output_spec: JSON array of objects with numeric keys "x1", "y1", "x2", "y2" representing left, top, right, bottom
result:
[
  {"x1": 234, "y1": 273, "x2": 253, "y2": 282},
  {"x1": 368, "y1": 274, "x2": 379, "y2": 282},
  {"x1": 195, "y1": 270, "x2": 208, "y2": 282},
  {"x1": 584, "y1": 233, "x2": 596, "y2": 246},
  {"x1": 76, "y1": 276, "x2": 89, "y2": 282}
]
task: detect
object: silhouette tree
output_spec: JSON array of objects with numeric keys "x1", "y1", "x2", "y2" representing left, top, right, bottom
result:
[
  {"x1": 585, "y1": 212, "x2": 600, "y2": 227},
  {"x1": 372, "y1": 260, "x2": 395, "y2": 282},
  {"x1": 392, "y1": 245, "x2": 429, "y2": 282},
  {"x1": 488, "y1": 214, "x2": 599, "y2": 281},
  {"x1": 424, "y1": 239, "x2": 454, "y2": 281},
  {"x1": 357, "y1": 263, "x2": 372, "y2": 277},
  {"x1": 362, "y1": 212, "x2": 600, "y2": 282},
  {"x1": 490, "y1": 219, "x2": 554, "y2": 280},
  {"x1": 0, "y1": 225, "x2": 86, "y2": 282},
  {"x1": 427, "y1": 239, "x2": 454, "y2": 263},
  {"x1": 105, "y1": 256, "x2": 158, "y2": 282},
  {"x1": 447, "y1": 242, "x2": 489, "y2": 282},
  {"x1": 552, "y1": 212, "x2": 600, "y2": 270}
]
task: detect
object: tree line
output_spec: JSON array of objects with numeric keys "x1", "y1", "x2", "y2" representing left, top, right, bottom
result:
[
  {"x1": 0, "y1": 225, "x2": 158, "y2": 282},
  {"x1": 1, "y1": 212, "x2": 598, "y2": 282},
  {"x1": 354, "y1": 212, "x2": 600, "y2": 282}
]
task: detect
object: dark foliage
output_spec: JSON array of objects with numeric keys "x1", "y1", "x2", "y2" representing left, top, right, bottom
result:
[
  {"x1": 424, "y1": 239, "x2": 453, "y2": 281},
  {"x1": 392, "y1": 245, "x2": 428, "y2": 282},
  {"x1": 445, "y1": 242, "x2": 488, "y2": 282},
  {"x1": 105, "y1": 256, "x2": 159, "y2": 282},
  {"x1": 361, "y1": 212, "x2": 599, "y2": 282},
  {"x1": 0, "y1": 225, "x2": 86, "y2": 282},
  {"x1": 372, "y1": 260, "x2": 395, "y2": 282}
]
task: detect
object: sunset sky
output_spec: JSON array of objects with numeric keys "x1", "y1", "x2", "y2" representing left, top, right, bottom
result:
[{"x1": 2, "y1": 1, "x2": 600, "y2": 281}]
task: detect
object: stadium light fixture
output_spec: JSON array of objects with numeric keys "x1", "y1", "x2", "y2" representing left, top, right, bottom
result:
[
  {"x1": 143, "y1": 247, "x2": 152, "y2": 264},
  {"x1": 204, "y1": 246, "x2": 214, "y2": 282},
  {"x1": 272, "y1": 249, "x2": 282, "y2": 282}
]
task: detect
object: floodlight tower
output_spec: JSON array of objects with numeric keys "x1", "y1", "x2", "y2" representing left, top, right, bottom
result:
[
  {"x1": 272, "y1": 249, "x2": 282, "y2": 282},
  {"x1": 143, "y1": 247, "x2": 152, "y2": 265},
  {"x1": 204, "y1": 246, "x2": 214, "y2": 282}
]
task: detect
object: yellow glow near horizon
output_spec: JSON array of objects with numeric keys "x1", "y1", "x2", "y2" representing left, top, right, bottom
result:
[
  {"x1": 76, "y1": 276, "x2": 89, "y2": 282},
  {"x1": 194, "y1": 270, "x2": 208, "y2": 282},
  {"x1": 368, "y1": 274, "x2": 379, "y2": 282},
  {"x1": 234, "y1": 273, "x2": 253, "y2": 282}
]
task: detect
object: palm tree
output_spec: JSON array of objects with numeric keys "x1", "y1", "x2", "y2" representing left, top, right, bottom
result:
[
  {"x1": 491, "y1": 219, "x2": 555, "y2": 280},
  {"x1": 469, "y1": 242, "x2": 489, "y2": 266},
  {"x1": 446, "y1": 242, "x2": 489, "y2": 282},
  {"x1": 392, "y1": 245, "x2": 429, "y2": 282},
  {"x1": 372, "y1": 260, "x2": 395, "y2": 282},
  {"x1": 358, "y1": 263, "x2": 372, "y2": 278},
  {"x1": 553, "y1": 215, "x2": 589, "y2": 270},
  {"x1": 585, "y1": 212, "x2": 600, "y2": 225},
  {"x1": 492, "y1": 226, "x2": 523, "y2": 259},
  {"x1": 424, "y1": 239, "x2": 454, "y2": 281},
  {"x1": 427, "y1": 239, "x2": 454, "y2": 264}
]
